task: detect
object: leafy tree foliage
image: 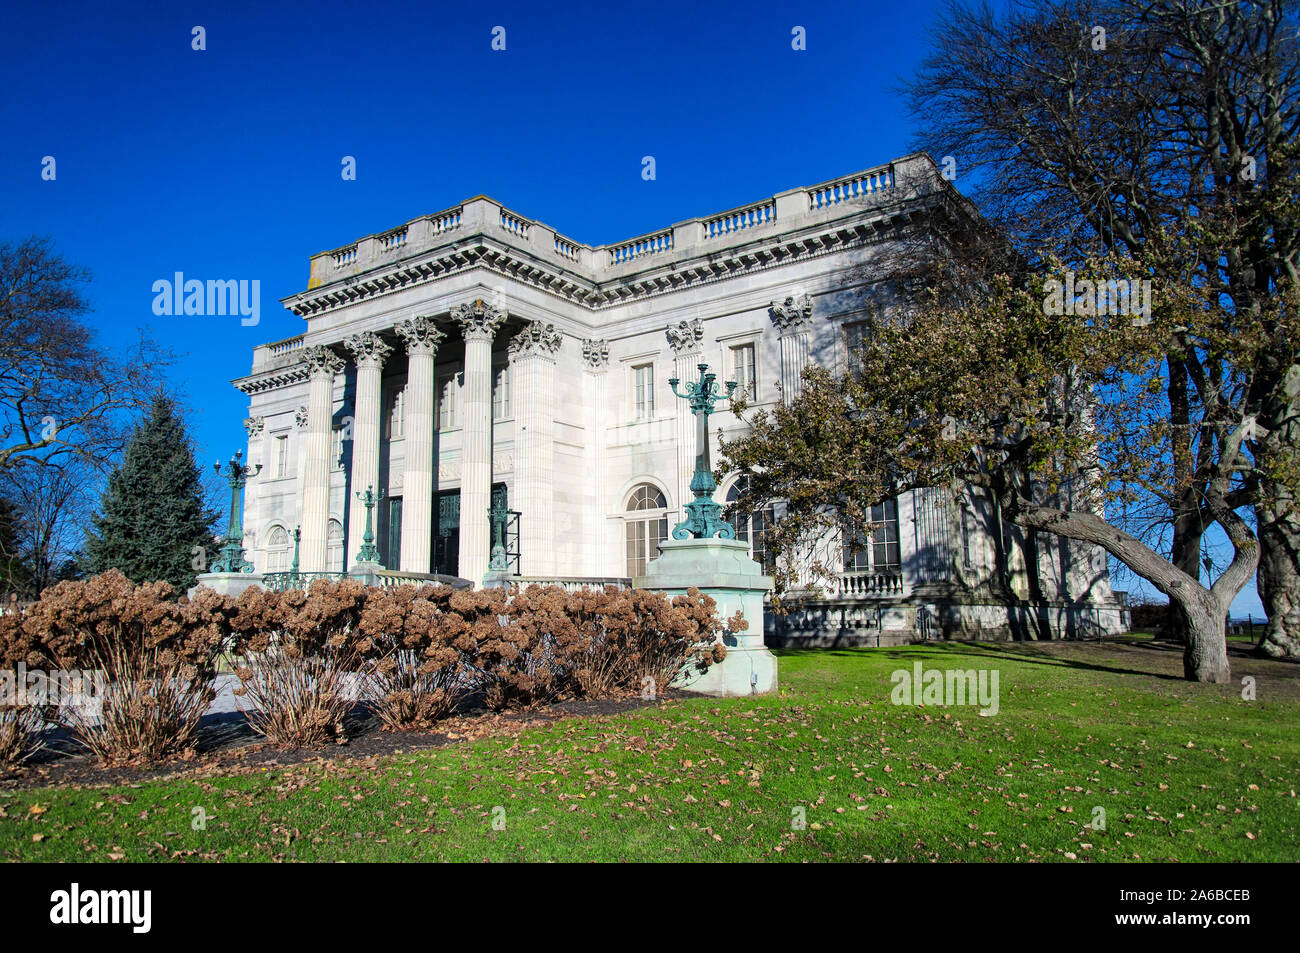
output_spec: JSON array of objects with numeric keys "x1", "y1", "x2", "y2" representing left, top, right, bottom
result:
[
  {"x1": 721, "y1": 244, "x2": 1289, "y2": 682},
  {"x1": 907, "y1": 0, "x2": 1300, "y2": 655}
]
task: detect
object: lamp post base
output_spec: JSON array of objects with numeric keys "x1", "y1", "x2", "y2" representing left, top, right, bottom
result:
[{"x1": 634, "y1": 537, "x2": 778, "y2": 696}]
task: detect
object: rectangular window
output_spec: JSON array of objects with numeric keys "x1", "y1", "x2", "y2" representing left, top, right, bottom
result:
[
  {"x1": 844, "y1": 322, "x2": 868, "y2": 371},
  {"x1": 843, "y1": 497, "x2": 900, "y2": 571},
  {"x1": 634, "y1": 363, "x2": 655, "y2": 420},
  {"x1": 961, "y1": 503, "x2": 973, "y2": 568},
  {"x1": 275, "y1": 435, "x2": 288, "y2": 478},
  {"x1": 438, "y1": 373, "x2": 459, "y2": 430},
  {"x1": 331, "y1": 427, "x2": 343, "y2": 468},
  {"x1": 730, "y1": 343, "x2": 757, "y2": 397},
  {"x1": 386, "y1": 386, "x2": 405, "y2": 439},
  {"x1": 872, "y1": 498, "x2": 901, "y2": 570},
  {"x1": 493, "y1": 364, "x2": 510, "y2": 420}
]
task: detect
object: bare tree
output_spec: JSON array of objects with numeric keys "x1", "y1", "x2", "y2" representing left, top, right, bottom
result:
[{"x1": 0, "y1": 236, "x2": 167, "y2": 474}]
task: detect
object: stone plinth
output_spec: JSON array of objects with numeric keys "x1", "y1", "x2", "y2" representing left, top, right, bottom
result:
[
  {"x1": 190, "y1": 572, "x2": 264, "y2": 600},
  {"x1": 634, "y1": 537, "x2": 777, "y2": 697},
  {"x1": 347, "y1": 560, "x2": 385, "y2": 587}
]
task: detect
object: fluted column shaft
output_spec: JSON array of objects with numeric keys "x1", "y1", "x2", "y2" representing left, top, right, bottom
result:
[
  {"x1": 454, "y1": 300, "x2": 506, "y2": 585},
  {"x1": 345, "y1": 332, "x2": 392, "y2": 567},
  {"x1": 300, "y1": 346, "x2": 343, "y2": 572},
  {"x1": 396, "y1": 317, "x2": 443, "y2": 573},
  {"x1": 779, "y1": 331, "x2": 812, "y2": 402},
  {"x1": 510, "y1": 323, "x2": 563, "y2": 576}
]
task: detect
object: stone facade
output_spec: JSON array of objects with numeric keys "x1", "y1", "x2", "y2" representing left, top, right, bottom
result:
[{"x1": 233, "y1": 153, "x2": 1125, "y2": 644}]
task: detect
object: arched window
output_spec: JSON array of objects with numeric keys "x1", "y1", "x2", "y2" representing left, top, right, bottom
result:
[
  {"x1": 625, "y1": 483, "x2": 669, "y2": 577},
  {"x1": 264, "y1": 525, "x2": 291, "y2": 573},
  {"x1": 725, "y1": 477, "x2": 774, "y2": 572},
  {"x1": 327, "y1": 519, "x2": 345, "y2": 572}
]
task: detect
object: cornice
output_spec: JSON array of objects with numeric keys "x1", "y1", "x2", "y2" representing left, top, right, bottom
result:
[{"x1": 280, "y1": 194, "x2": 946, "y2": 321}]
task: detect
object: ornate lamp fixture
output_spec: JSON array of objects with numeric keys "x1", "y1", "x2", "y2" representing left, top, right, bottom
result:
[
  {"x1": 354, "y1": 485, "x2": 386, "y2": 563},
  {"x1": 211, "y1": 450, "x2": 262, "y2": 573},
  {"x1": 667, "y1": 363, "x2": 738, "y2": 540}
]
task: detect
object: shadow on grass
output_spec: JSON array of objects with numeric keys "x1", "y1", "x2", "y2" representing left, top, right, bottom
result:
[{"x1": 772, "y1": 640, "x2": 1192, "y2": 682}]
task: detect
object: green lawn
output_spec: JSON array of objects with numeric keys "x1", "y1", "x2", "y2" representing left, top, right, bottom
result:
[{"x1": 2, "y1": 640, "x2": 1297, "y2": 862}]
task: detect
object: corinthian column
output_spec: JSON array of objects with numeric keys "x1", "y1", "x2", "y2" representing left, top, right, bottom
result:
[
  {"x1": 395, "y1": 316, "x2": 444, "y2": 573},
  {"x1": 667, "y1": 318, "x2": 704, "y2": 515},
  {"x1": 300, "y1": 345, "x2": 344, "y2": 572},
  {"x1": 452, "y1": 299, "x2": 506, "y2": 585},
  {"x1": 344, "y1": 331, "x2": 392, "y2": 568},
  {"x1": 770, "y1": 294, "x2": 814, "y2": 403},
  {"x1": 509, "y1": 322, "x2": 563, "y2": 576}
]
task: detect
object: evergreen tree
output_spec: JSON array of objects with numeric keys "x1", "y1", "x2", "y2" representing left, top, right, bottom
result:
[{"x1": 85, "y1": 395, "x2": 216, "y2": 590}]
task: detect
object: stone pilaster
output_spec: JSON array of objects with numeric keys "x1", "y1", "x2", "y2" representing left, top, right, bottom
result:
[
  {"x1": 395, "y1": 316, "x2": 444, "y2": 573},
  {"x1": 581, "y1": 339, "x2": 610, "y2": 575},
  {"x1": 300, "y1": 345, "x2": 344, "y2": 572},
  {"x1": 770, "y1": 294, "x2": 814, "y2": 403},
  {"x1": 344, "y1": 331, "x2": 392, "y2": 568},
  {"x1": 453, "y1": 299, "x2": 507, "y2": 584},
  {"x1": 510, "y1": 322, "x2": 563, "y2": 576},
  {"x1": 241, "y1": 415, "x2": 265, "y2": 565},
  {"x1": 667, "y1": 318, "x2": 704, "y2": 518}
]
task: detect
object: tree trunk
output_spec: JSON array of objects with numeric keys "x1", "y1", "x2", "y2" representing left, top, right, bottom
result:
[
  {"x1": 1173, "y1": 587, "x2": 1232, "y2": 683},
  {"x1": 1166, "y1": 508, "x2": 1204, "y2": 643},
  {"x1": 1256, "y1": 492, "x2": 1300, "y2": 658},
  {"x1": 1009, "y1": 495, "x2": 1250, "y2": 684}
]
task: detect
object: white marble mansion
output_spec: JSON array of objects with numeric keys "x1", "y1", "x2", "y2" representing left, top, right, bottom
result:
[{"x1": 233, "y1": 153, "x2": 1126, "y2": 645}]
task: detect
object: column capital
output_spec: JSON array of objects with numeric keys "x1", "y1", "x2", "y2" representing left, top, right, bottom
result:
[
  {"x1": 345, "y1": 330, "x2": 393, "y2": 368},
  {"x1": 395, "y1": 315, "x2": 445, "y2": 355},
  {"x1": 452, "y1": 298, "x2": 507, "y2": 341},
  {"x1": 509, "y1": 322, "x2": 563, "y2": 361},
  {"x1": 769, "y1": 293, "x2": 814, "y2": 332},
  {"x1": 666, "y1": 317, "x2": 703, "y2": 355},
  {"x1": 302, "y1": 344, "x2": 346, "y2": 378},
  {"x1": 243, "y1": 415, "x2": 264, "y2": 437},
  {"x1": 581, "y1": 338, "x2": 609, "y2": 371}
]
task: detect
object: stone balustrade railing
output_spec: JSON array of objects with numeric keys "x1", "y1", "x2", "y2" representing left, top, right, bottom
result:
[
  {"x1": 303, "y1": 154, "x2": 939, "y2": 289},
  {"x1": 487, "y1": 575, "x2": 633, "y2": 593},
  {"x1": 251, "y1": 334, "x2": 307, "y2": 369},
  {"x1": 373, "y1": 569, "x2": 472, "y2": 590},
  {"x1": 831, "y1": 571, "x2": 906, "y2": 598}
]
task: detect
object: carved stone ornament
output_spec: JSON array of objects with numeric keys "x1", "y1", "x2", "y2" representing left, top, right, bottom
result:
[
  {"x1": 395, "y1": 315, "x2": 446, "y2": 354},
  {"x1": 294, "y1": 406, "x2": 309, "y2": 429},
  {"x1": 581, "y1": 338, "x2": 609, "y2": 370},
  {"x1": 508, "y1": 322, "x2": 564, "y2": 358},
  {"x1": 302, "y1": 344, "x2": 346, "y2": 377},
  {"x1": 451, "y1": 298, "x2": 507, "y2": 341},
  {"x1": 243, "y1": 415, "x2": 264, "y2": 437},
  {"x1": 345, "y1": 330, "x2": 393, "y2": 367},
  {"x1": 769, "y1": 294, "x2": 814, "y2": 331},
  {"x1": 665, "y1": 317, "x2": 704, "y2": 354}
]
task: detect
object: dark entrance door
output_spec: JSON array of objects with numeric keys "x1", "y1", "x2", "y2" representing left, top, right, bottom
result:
[
  {"x1": 434, "y1": 489, "x2": 460, "y2": 576},
  {"x1": 384, "y1": 496, "x2": 402, "y2": 570}
]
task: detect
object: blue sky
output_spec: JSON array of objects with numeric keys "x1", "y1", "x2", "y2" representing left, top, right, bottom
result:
[{"x1": 0, "y1": 0, "x2": 1264, "y2": 615}]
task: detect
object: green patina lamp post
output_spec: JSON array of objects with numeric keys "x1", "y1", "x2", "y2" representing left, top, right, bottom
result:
[
  {"x1": 290, "y1": 525, "x2": 301, "y2": 575},
  {"x1": 668, "y1": 363, "x2": 738, "y2": 540},
  {"x1": 355, "y1": 485, "x2": 385, "y2": 563},
  {"x1": 488, "y1": 495, "x2": 510, "y2": 571},
  {"x1": 211, "y1": 450, "x2": 262, "y2": 573}
]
